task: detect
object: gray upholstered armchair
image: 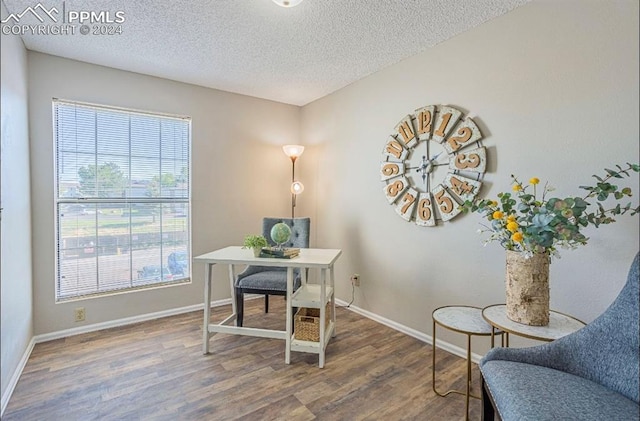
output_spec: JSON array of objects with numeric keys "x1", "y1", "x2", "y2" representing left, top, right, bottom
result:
[
  {"x1": 234, "y1": 217, "x2": 310, "y2": 327},
  {"x1": 480, "y1": 252, "x2": 639, "y2": 420}
]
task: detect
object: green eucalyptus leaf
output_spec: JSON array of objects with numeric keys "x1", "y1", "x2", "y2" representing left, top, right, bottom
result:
[{"x1": 605, "y1": 168, "x2": 623, "y2": 178}]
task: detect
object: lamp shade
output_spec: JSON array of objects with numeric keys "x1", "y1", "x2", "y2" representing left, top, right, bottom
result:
[
  {"x1": 282, "y1": 145, "x2": 305, "y2": 159},
  {"x1": 272, "y1": 0, "x2": 303, "y2": 7},
  {"x1": 291, "y1": 181, "x2": 305, "y2": 195}
]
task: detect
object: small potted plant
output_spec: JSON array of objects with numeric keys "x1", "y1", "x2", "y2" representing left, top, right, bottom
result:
[{"x1": 242, "y1": 234, "x2": 268, "y2": 257}]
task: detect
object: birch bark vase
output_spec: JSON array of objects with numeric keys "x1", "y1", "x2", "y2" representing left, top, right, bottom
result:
[{"x1": 505, "y1": 250, "x2": 550, "y2": 326}]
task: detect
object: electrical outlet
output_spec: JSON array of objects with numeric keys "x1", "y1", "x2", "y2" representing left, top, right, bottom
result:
[
  {"x1": 350, "y1": 274, "x2": 360, "y2": 287},
  {"x1": 74, "y1": 307, "x2": 86, "y2": 322}
]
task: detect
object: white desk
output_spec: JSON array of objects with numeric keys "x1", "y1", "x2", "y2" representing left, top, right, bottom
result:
[{"x1": 194, "y1": 246, "x2": 342, "y2": 368}]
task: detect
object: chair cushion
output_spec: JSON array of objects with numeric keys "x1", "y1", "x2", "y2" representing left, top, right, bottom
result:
[
  {"x1": 482, "y1": 360, "x2": 640, "y2": 421},
  {"x1": 236, "y1": 270, "x2": 301, "y2": 292}
]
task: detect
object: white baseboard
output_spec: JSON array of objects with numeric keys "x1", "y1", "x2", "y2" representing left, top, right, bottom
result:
[
  {"x1": 1, "y1": 336, "x2": 36, "y2": 417},
  {"x1": 335, "y1": 299, "x2": 483, "y2": 364},
  {"x1": 33, "y1": 298, "x2": 232, "y2": 343}
]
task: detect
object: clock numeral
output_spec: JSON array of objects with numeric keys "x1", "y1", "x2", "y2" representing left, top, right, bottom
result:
[
  {"x1": 415, "y1": 193, "x2": 435, "y2": 226},
  {"x1": 395, "y1": 188, "x2": 418, "y2": 221},
  {"x1": 415, "y1": 105, "x2": 435, "y2": 141},
  {"x1": 386, "y1": 140, "x2": 404, "y2": 159},
  {"x1": 449, "y1": 147, "x2": 486, "y2": 174},
  {"x1": 380, "y1": 163, "x2": 405, "y2": 181},
  {"x1": 433, "y1": 112, "x2": 452, "y2": 138},
  {"x1": 387, "y1": 180, "x2": 404, "y2": 197},
  {"x1": 400, "y1": 192, "x2": 416, "y2": 214},
  {"x1": 449, "y1": 176, "x2": 474, "y2": 195},
  {"x1": 434, "y1": 189, "x2": 454, "y2": 214},
  {"x1": 455, "y1": 152, "x2": 481, "y2": 169},
  {"x1": 418, "y1": 199, "x2": 431, "y2": 221},
  {"x1": 418, "y1": 111, "x2": 431, "y2": 134},
  {"x1": 396, "y1": 116, "x2": 417, "y2": 148},
  {"x1": 447, "y1": 127, "x2": 472, "y2": 152},
  {"x1": 383, "y1": 136, "x2": 408, "y2": 161},
  {"x1": 444, "y1": 173, "x2": 482, "y2": 202},
  {"x1": 432, "y1": 184, "x2": 463, "y2": 222},
  {"x1": 443, "y1": 117, "x2": 482, "y2": 154},
  {"x1": 418, "y1": 197, "x2": 432, "y2": 220},
  {"x1": 433, "y1": 106, "x2": 462, "y2": 143},
  {"x1": 382, "y1": 163, "x2": 399, "y2": 177}
]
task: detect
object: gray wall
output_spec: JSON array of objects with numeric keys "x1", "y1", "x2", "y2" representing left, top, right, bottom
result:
[
  {"x1": 28, "y1": 52, "x2": 303, "y2": 334},
  {"x1": 300, "y1": 0, "x2": 639, "y2": 350},
  {"x1": 0, "y1": 1, "x2": 34, "y2": 405}
]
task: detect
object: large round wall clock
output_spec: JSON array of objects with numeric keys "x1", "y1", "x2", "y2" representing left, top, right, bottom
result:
[{"x1": 380, "y1": 104, "x2": 487, "y2": 226}]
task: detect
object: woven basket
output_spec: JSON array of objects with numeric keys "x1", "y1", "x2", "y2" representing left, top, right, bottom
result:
[{"x1": 294, "y1": 304, "x2": 330, "y2": 342}]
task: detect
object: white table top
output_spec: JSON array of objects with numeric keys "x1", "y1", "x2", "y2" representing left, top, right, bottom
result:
[
  {"x1": 194, "y1": 246, "x2": 342, "y2": 268},
  {"x1": 432, "y1": 306, "x2": 496, "y2": 335},
  {"x1": 482, "y1": 304, "x2": 586, "y2": 341}
]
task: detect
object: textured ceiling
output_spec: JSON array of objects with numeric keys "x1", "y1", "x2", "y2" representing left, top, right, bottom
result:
[{"x1": 2, "y1": 0, "x2": 530, "y2": 106}]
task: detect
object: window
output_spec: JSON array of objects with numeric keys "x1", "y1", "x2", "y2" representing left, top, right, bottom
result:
[{"x1": 54, "y1": 99, "x2": 191, "y2": 301}]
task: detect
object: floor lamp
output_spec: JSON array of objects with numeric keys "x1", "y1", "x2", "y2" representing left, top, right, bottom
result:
[{"x1": 282, "y1": 145, "x2": 304, "y2": 218}]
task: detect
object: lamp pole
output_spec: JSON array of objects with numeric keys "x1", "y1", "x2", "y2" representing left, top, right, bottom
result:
[
  {"x1": 290, "y1": 156, "x2": 297, "y2": 218},
  {"x1": 283, "y1": 145, "x2": 304, "y2": 219}
]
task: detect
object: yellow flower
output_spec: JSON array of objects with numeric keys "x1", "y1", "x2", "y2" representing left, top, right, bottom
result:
[
  {"x1": 492, "y1": 211, "x2": 504, "y2": 220},
  {"x1": 507, "y1": 214, "x2": 517, "y2": 222},
  {"x1": 511, "y1": 232, "x2": 524, "y2": 242},
  {"x1": 529, "y1": 177, "x2": 540, "y2": 185},
  {"x1": 506, "y1": 221, "x2": 519, "y2": 233},
  {"x1": 512, "y1": 184, "x2": 523, "y2": 192}
]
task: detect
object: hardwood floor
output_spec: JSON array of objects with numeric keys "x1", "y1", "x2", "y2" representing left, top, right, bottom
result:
[{"x1": 4, "y1": 298, "x2": 482, "y2": 420}]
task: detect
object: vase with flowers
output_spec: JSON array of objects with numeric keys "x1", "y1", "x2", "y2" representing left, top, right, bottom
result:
[{"x1": 462, "y1": 163, "x2": 639, "y2": 326}]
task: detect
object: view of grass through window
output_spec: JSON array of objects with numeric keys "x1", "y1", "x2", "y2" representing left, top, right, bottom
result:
[{"x1": 54, "y1": 100, "x2": 191, "y2": 300}]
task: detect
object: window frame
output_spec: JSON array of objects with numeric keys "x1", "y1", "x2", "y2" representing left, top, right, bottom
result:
[{"x1": 53, "y1": 99, "x2": 192, "y2": 302}]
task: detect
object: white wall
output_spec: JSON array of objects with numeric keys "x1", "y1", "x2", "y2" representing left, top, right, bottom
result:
[
  {"x1": 301, "y1": 0, "x2": 639, "y2": 350},
  {"x1": 0, "y1": 2, "x2": 34, "y2": 404},
  {"x1": 28, "y1": 52, "x2": 303, "y2": 335}
]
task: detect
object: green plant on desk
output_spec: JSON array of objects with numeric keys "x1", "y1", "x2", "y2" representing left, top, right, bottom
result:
[{"x1": 242, "y1": 234, "x2": 268, "y2": 257}]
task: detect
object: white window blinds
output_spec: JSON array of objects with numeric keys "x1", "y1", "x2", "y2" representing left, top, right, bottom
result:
[{"x1": 54, "y1": 100, "x2": 191, "y2": 300}]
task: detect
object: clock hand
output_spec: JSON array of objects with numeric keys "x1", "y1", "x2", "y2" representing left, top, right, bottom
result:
[
  {"x1": 409, "y1": 155, "x2": 432, "y2": 172},
  {"x1": 429, "y1": 152, "x2": 442, "y2": 161}
]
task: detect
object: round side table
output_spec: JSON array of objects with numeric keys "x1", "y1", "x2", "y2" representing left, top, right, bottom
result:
[
  {"x1": 432, "y1": 305, "x2": 503, "y2": 421},
  {"x1": 482, "y1": 304, "x2": 586, "y2": 346}
]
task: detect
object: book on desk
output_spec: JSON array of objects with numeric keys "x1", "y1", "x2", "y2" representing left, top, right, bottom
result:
[{"x1": 260, "y1": 247, "x2": 300, "y2": 259}]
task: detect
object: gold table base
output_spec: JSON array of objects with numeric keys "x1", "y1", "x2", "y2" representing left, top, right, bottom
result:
[{"x1": 431, "y1": 306, "x2": 504, "y2": 421}]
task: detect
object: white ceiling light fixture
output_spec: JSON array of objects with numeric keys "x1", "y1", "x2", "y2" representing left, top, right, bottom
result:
[{"x1": 272, "y1": 0, "x2": 303, "y2": 7}]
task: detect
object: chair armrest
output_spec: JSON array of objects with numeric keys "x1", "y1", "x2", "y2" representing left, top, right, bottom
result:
[
  {"x1": 481, "y1": 326, "x2": 600, "y2": 374},
  {"x1": 481, "y1": 342, "x2": 558, "y2": 368}
]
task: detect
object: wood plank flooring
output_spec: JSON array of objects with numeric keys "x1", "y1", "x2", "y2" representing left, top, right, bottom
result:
[{"x1": 4, "y1": 298, "x2": 483, "y2": 420}]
